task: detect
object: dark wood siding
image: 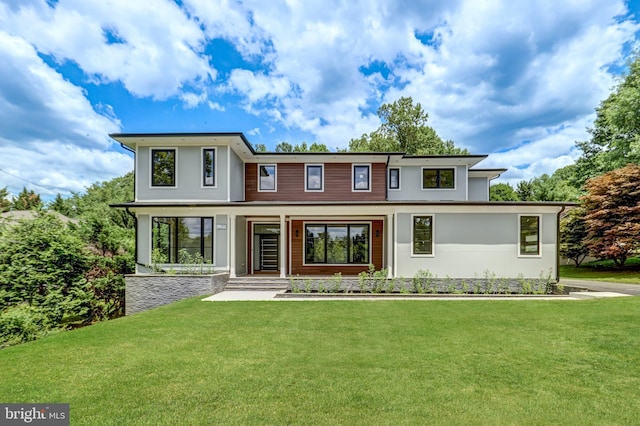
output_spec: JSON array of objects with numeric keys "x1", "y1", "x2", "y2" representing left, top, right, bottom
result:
[
  {"x1": 245, "y1": 163, "x2": 386, "y2": 201},
  {"x1": 290, "y1": 219, "x2": 383, "y2": 275}
]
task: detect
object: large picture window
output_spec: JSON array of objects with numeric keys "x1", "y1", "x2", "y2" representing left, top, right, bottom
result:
[
  {"x1": 412, "y1": 215, "x2": 433, "y2": 255},
  {"x1": 519, "y1": 215, "x2": 540, "y2": 256},
  {"x1": 259, "y1": 165, "x2": 276, "y2": 191},
  {"x1": 152, "y1": 217, "x2": 214, "y2": 263},
  {"x1": 422, "y1": 168, "x2": 454, "y2": 189},
  {"x1": 152, "y1": 149, "x2": 176, "y2": 187},
  {"x1": 202, "y1": 148, "x2": 216, "y2": 187},
  {"x1": 305, "y1": 224, "x2": 369, "y2": 264}
]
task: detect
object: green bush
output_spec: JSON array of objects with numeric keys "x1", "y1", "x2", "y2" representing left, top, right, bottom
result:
[{"x1": 0, "y1": 304, "x2": 59, "y2": 348}]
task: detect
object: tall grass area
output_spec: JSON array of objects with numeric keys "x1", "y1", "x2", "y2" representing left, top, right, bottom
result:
[
  {"x1": 1, "y1": 297, "x2": 640, "y2": 425},
  {"x1": 561, "y1": 257, "x2": 640, "y2": 284}
]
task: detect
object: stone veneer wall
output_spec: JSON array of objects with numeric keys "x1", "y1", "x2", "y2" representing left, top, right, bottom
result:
[{"x1": 125, "y1": 273, "x2": 228, "y2": 315}]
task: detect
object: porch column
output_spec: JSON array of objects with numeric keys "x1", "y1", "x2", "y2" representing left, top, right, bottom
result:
[
  {"x1": 280, "y1": 214, "x2": 286, "y2": 278},
  {"x1": 386, "y1": 214, "x2": 394, "y2": 278},
  {"x1": 229, "y1": 214, "x2": 236, "y2": 278}
]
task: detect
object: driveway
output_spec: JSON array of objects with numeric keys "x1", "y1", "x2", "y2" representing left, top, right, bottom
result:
[{"x1": 559, "y1": 279, "x2": 640, "y2": 296}]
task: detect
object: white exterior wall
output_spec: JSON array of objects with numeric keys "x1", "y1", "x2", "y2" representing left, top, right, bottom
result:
[
  {"x1": 387, "y1": 165, "x2": 468, "y2": 201},
  {"x1": 395, "y1": 212, "x2": 558, "y2": 279},
  {"x1": 468, "y1": 177, "x2": 489, "y2": 201},
  {"x1": 136, "y1": 145, "x2": 230, "y2": 201}
]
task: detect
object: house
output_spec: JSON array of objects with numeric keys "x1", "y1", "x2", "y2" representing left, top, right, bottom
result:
[{"x1": 110, "y1": 132, "x2": 566, "y2": 283}]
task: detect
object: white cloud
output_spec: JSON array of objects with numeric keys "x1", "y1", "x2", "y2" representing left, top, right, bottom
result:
[{"x1": 0, "y1": 30, "x2": 130, "y2": 198}]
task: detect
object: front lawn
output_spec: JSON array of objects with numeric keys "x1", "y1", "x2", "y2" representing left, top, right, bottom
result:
[
  {"x1": 560, "y1": 257, "x2": 640, "y2": 284},
  {"x1": 1, "y1": 297, "x2": 640, "y2": 424}
]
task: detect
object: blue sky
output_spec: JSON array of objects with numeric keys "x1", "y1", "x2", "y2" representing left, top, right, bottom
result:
[{"x1": 1, "y1": 0, "x2": 639, "y2": 200}]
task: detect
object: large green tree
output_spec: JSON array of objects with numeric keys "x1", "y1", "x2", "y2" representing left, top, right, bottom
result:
[
  {"x1": 349, "y1": 97, "x2": 469, "y2": 155},
  {"x1": 573, "y1": 54, "x2": 640, "y2": 187},
  {"x1": 11, "y1": 187, "x2": 42, "y2": 210},
  {"x1": 559, "y1": 207, "x2": 590, "y2": 267},
  {"x1": 489, "y1": 183, "x2": 519, "y2": 201},
  {"x1": 582, "y1": 164, "x2": 640, "y2": 267},
  {"x1": 275, "y1": 142, "x2": 330, "y2": 152}
]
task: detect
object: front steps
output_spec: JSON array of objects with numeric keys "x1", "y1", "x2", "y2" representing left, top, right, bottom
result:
[{"x1": 225, "y1": 276, "x2": 289, "y2": 291}]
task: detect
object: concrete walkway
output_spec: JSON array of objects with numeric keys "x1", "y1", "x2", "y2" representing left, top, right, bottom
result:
[
  {"x1": 202, "y1": 287, "x2": 633, "y2": 302},
  {"x1": 559, "y1": 279, "x2": 640, "y2": 295}
]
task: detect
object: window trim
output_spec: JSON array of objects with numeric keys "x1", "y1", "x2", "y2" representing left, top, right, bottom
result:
[
  {"x1": 302, "y1": 221, "x2": 372, "y2": 266},
  {"x1": 411, "y1": 214, "x2": 435, "y2": 257},
  {"x1": 151, "y1": 216, "x2": 216, "y2": 265},
  {"x1": 150, "y1": 147, "x2": 177, "y2": 188},
  {"x1": 352, "y1": 164, "x2": 371, "y2": 192},
  {"x1": 258, "y1": 164, "x2": 277, "y2": 192},
  {"x1": 518, "y1": 214, "x2": 542, "y2": 257},
  {"x1": 201, "y1": 147, "x2": 217, "y2": 188},
  {"x1": 421, "y1": 167, "x2": 456, "y2": 190},
  {"x1": 304, "y1": 164, "x2": 324, "y2": 192},
  {"x1": 388, "y1": 167, "x2": 401, "y2": 190}
]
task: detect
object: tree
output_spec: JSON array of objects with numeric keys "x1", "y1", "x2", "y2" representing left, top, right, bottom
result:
[
  {"x1": 253, "y1": 143, "x2": 268, "y2": 152},
  {"x1": 582, "y1": 164, "x2": 640, "y2": 267},
  {"x1": 514, "y1": 168, "x2": 580, "y2": 202},
  {"x1": 11, "y1": 187, "x2": 42, "y2": 210},
  {"x1": 348, "y1": 97, "x2": 469, "y2": 155},
  {"x1": 48, "y1": 193, "x2": 73, "y2": 216},
  {"x1": 559, "y1": 207, "x2": 589, "y2": 267},
  {"x1": 490, "y1": 183, "x2": 519, "y2": 201},
  {"x1": 573, "y1": 54, "x2": 640, "y2": 187},
  {"x1": 0, "y1": 187, "x2": 10, "y2": 212},
  {"x1": 274, "y1": 141, "x2": 330, "y2": 152}
]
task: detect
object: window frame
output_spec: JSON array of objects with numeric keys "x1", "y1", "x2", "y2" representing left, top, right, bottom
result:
[
  {"x1": 304, "y1": 164, "x2": 324, "y2": 192},
  {"x1": 352, "y1": 164, "x2": 371, "y2": 192},
  {"x1": 411, "y1": 214, "x2": 435, "y2": 257},
  {"x1": 303, "y1": 222, "x2": 371, "y2": 265},
  {"x1": 421, "y1": 167, "x2": 456, "y2": 190},
  {"x1": 258, "y1": 164, "x2": 277, "y2": 192},
  {"x1": 201, "y1": 147, "x2": 217, "y2": 188},
  {"x1": 518, "y1": 214, "x2": 542, "y2": 257},
  {"x1": 150, "y1": 148, "x2": 177, "y2": 188},
  {"x1": 388, "y1": 167, "x2": 401, "y2": 190},
  {"x1": 151, "y1": 216, "x2": 215, "y2": 265}
]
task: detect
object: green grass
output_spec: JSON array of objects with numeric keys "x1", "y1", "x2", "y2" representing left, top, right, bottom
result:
[
  {"x1": 2, "y1": 297, "x2": 640, "y2": 425},
  {"x1": 561, "y1": 257, "x2": 640, "y2": 284}
]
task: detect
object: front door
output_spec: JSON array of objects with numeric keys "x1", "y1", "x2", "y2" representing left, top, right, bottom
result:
[{"x1": 253, "y1": 224, "x2": 280, "y2": 272}]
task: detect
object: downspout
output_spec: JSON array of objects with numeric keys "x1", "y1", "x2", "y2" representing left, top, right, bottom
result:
[
  {"x1": 556, "y1": 205, "x2": 566, "y2": 283},
  {"x1": 125, "y1": 207, "x2": 138, "y2": 272}
]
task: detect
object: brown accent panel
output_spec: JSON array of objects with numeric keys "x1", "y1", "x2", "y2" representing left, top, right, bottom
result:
[
  {"x1": 245, "y1": 163, "x2": 386, "y2": 201},
  {"x1": 290, "y1": 219, "x2": 383, "y2": 276}
]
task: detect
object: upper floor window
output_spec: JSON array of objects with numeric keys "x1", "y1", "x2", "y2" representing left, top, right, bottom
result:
[
  {"x1": 353, "y1": 164, "x2": 370, "y2": 191},
  {"x1": 151, "y1": 149, "x2": 176, "y2": 187},
  {"x1": 202, "y1": 148, "x2": 216, "y2": 187},
  {"x1": 389, "y1": 168, "x2": 400, "y2": 190},
  {"x1": 412, "y1": 215, "x2": 434, "y2": 256},
  {"x1": 422, "y1": 168, "x2": 454, "y2": 189},
  {"x1": 519, "y1": 215, "x2": 540, "y2": 256},
  {"x1": 305, "y1": 164, "x2": 323, "y2": 191},
  {"x1": 259, "y1": 165, "x2": 277, "y2": 191}
]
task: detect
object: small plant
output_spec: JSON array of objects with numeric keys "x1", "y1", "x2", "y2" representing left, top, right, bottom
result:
[
  {"x1": 483, "y1": 269, "x2": 497, "y2": 294},
  {"x1": 518, "y1": 274, "x2": 532, "y2": 294},
  {"x1": 373, "y1": 268, "x2": 387, "y2": 293},
  {"x1": 413, "y1": 269, "x2": 433, "y2": 294},
  {"x1": 318, "y1": 281, "x2": 326, "y2": 293},
  {"x1": 461, "y1": 280, "x2": 469, "y2": 294},
  {"x1": 555, "y1": 282, "x2": 565, "y2": 294},
  {"x1": 304, "y1": 277, "x2": 313, "y2": 293},
  {"x1": 358, "y1": 270, "x2": 368, "y2": 293},
  {"x1": 388, "y1": 277, "x2": 399, "y2": 293},
  {"x1": 330, "y1": 273, "x2": 343, "y2": 293},
  {"x1": 473, "y1": 282, "x2": 482, "y2": 294},
  {"x1": 151, "y1": 248, "x2": 167, "y2": 273}
]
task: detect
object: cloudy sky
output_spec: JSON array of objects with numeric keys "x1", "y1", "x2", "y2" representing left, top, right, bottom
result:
[{"x1": 1, "y1": 0, "x2": 639, "y2": 200}]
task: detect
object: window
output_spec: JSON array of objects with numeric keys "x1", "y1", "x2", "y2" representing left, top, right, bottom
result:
[
  {"x1": 305, "y1": 164, "x2": 323, "y2": 191},
  {"x1": 353, "y1": 164, "x2": 370, "y2": 191},
  {"x1": 412, "y1": 215, "x2": 433, "y2": 256},
  {"x1": 259, "y1": 165, "x2": 276, "y2": 191},
  {"x1": 422, "y1": 168, "x2": 454, "y2": 189},
  {"x1": 202, "y1": 148, "x2": 216, "y2": 187},
  {"x1": 151, "y1": 149, "x2": 176, "y2": 187},
  {"x1": 305, "y1": 224, "x2": 370, "y2": 264},
  {"x1": 519, "y1": 215, "x2": 540, "y2": 256},
  {"x1": 152, "y1": 217, "x2": 214, "y2": 263},
  {"x1": 389, "y1": 168, "x2": 400, "y2": 190}
]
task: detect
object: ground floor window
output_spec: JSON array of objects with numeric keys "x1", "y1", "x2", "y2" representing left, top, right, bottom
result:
[
  {"x1": 152, "y1": 217, "x2": 214, "y2": 263},
  {"x1": 519, "y1": 215, "x2": 540, "y2": 256},
  {"x1": 305, "y1": 224, "x2": 369, "y2": 264},
  {"x1": 412, "y1": 215, "x2": 433, "y2": 255}
]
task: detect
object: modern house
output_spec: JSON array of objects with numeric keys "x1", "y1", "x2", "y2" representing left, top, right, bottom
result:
[{"x1": 110, "y1": 132, "x2": 567, "y2": 282}]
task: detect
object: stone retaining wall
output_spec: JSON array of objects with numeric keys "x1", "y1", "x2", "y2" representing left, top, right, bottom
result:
[{"x1": 125, "y1": 273, "x2": 228, "y2": 315}]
